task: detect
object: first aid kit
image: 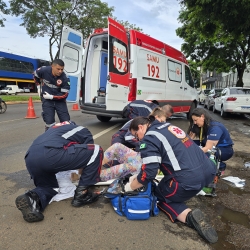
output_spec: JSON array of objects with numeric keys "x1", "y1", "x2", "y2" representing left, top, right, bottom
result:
[{"x1": 104, "y1": 175, "x2": 159, "y2": 220}]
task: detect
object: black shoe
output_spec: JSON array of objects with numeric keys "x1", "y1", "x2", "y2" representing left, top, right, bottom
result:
[
  {"x1": 71, "y1": 186, "x2": 99, "y2": 207},
  {"x1": 186, "y1": 209, "x2": 218, "y2": 244},
  {"x1": 15, "y1": 191, "x2": 44, "y2": 223}
]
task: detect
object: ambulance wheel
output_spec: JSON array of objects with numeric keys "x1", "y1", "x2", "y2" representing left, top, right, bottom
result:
[
  {"x1": 96, "y1": 115, "x2": 111, "y2": 122},
  {"x1": 187, "y1": 102, "x2": 196, "y2": 120}
]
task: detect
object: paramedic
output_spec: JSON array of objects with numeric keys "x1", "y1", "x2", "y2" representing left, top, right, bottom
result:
[
  {"x1": 15, "y1": 121, "x2": 103, "y2": 223},
  {"x1": 112, "y1": 104, "x2": 174, "y2": 150},
  {"x1": 122, "y1": 100, "x2": 159, "y2": 120},
  {"x1": 188, "y1": 108, "x2": 234, "y2": 171},
  {"x1": 127, "y1": 116, "x2": 218, "y2": 244},
  {"x1": 34, "y1": 59, "x2": 71, "y2": 131}
]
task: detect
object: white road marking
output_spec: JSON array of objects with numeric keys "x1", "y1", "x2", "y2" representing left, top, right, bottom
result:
[
  {"x1": 93, "y1": 123, "x2": 122, "y2": 139},
  {"x1": 0, "y1": 118, "x2": 24, "y2": 123}
]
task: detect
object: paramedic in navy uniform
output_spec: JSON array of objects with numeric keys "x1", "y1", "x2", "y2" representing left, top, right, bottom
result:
[
  {"x1": 34, "y1": 59, "x2": 70, "y2": 131},
  {"x1": 15, "y1": 121, "x2": 103, "y2": 223},
  {"x1": 122, "y1": 99, "x2": 159, "y2": 120},
  {"x1": 127, "y1": 116, "x2": 218, "y2": 244}
]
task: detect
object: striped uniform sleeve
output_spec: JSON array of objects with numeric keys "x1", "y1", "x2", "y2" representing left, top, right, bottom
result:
[
  {"x1": 54, "y1": 75, "x2": 70, "y2": 100},
  {"x1": 137, "y1": 135, "x2": 161, "y2": 185},
  {"x1": 61, "y1": 125, "x2": 94, "y2": 144}
]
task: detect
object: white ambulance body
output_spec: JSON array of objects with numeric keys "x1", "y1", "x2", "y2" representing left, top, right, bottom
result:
[{"x1": 59, "y1": 18, "x2": 197, "y2": 122}]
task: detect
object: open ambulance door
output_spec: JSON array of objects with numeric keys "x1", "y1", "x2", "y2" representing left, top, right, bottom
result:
[
  {"x1": 59, "y1": 26, "x2": 83, "y2": 102},
  {"x1": 106, "y1": 17, "x2": 130, "y2": 110}
]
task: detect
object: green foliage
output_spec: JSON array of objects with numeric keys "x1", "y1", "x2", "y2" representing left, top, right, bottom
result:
[
  {"x1": 9, "y1": 0, "x2": 114, "y2": 60},
  {"x1": 112, "y1": 17, "x2": 143, "y2": 32},
  {"x1": 1, "y1": 95, "x2": 41, "y2": 102},
  {"x1": 0, "y1": 0, "x2": 9, "y2": 27},
  {"x1": 177, "y1": 0, "x2": 250, "y2": 87}
]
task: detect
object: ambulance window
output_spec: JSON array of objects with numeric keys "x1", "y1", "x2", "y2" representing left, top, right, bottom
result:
[
  {"x1": 61, "y1": 45, "x2": 79, "y2": 73},
  {"x1": 109, "y1": 36, "x2": 128, "y2": 75},
  {"x1": 185, "y1": 66, "x2": 195, "y2": 88},
  {"x1": 168, "y1": 60, "x2": 182, "y2": 82}
]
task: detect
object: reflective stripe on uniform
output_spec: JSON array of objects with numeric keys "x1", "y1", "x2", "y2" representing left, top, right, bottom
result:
[
  {"x1": 142, "y1": 156, "x2": 162, "y2": 164},
  {"x1": 130, "y1": 103, "x2": 153, "y2": 112},
  {"x1": 125, "y1": 135, "x2": 135, "y2": 141},
  {"x1": 121, "y1": 120, "x2": 132, "y2": 129},
  {"x1": 61, "y1": 126, "x2": 85, "y2": 139},
  {"x1": 61, "y1": 88, "x2": 69, "y2": 93},
  {"x1": 87, "y1": 145, "x2": 100, "y2": 166},
  {"x1": 145, "y1": 131, "x2": 181, "y2": 171},
  {"x1": 43, "y1": 80, "x2": 59, "y2": 89}
]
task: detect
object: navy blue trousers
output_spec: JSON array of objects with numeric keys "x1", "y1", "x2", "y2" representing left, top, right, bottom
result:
[
  {"x1": 193, "y1": 140, "x2": 234, "y2": 170},
  {"x1": 25, "y1": 144, "x2": 103, "y2": 210},
  {"x1": 42, "y1": 99, "x2": 70, "y2": 127},
  {"x1": 156, "y1": 164, "x2": 216, "y2": 222}
]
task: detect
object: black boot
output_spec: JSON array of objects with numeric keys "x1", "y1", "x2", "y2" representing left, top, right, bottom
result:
[
  {"x1": 15, "y1": 191, "x2": 44, "y2": 223},
  {"x1": 71, "y1": 186, "x2": 99, "y2": 207},
  {"x1": 186, "y1": 209, "x2": 218, "y2": 244}
]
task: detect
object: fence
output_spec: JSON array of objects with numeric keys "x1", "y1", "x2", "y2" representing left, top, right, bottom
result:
[{"x1": 215, "y1": 71, "x2": 250, "y2": 88}]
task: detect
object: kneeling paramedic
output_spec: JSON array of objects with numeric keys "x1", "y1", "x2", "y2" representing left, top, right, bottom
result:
[
  {"x1": 128, "y1": 116, "x2": 218, "y2": 244},
  {"x1": 15, "y1": 121, "x2": 103, "y2": 223}
]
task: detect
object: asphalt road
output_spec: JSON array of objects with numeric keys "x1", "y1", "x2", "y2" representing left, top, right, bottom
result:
[{"x1": 0, "y1": 102, "x2": 249, "y2": 250}]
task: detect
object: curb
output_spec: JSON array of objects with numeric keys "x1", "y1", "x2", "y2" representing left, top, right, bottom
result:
[{"x1": 6, "y1": 101, "x2": 42, "y2": 105}]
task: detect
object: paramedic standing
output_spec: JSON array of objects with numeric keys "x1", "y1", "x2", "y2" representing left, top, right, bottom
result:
[
  {"x1": 128, "y1": 116, "x2": 218, "y2": 244},
  {"x1": 15, "y1": 121, "x2": 103, "y2": 223},
  {"x1": 34, "y1": 59, "x2": 71, "y2": 131}
]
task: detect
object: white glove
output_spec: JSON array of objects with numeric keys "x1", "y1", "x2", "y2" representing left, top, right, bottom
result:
[
  {"x1": 37, "y1": 85, "x2": 41, "y2": 97},
  {"x1": 124, "y1": 182, "x2": 134, "y2": 192},
  {"x1": 43, "y1": 91, "x2": 53, "y2": 100},
  {"x1": 129, "y1": 174, "x2": 138, "y2": 183}
]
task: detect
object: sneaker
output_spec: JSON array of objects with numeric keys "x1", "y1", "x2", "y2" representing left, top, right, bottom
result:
[
  {"x1": 71, "y1": 187, "x2": 99, "y2": 207},
  {"x1": 15, "y1": 191, "x2": 44, "y2": 223},
  {"x1": 186, "y1": 209, "x2": 218, "y2": 243}
]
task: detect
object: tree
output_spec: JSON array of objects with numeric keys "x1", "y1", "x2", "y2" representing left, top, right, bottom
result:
[
  {"x1": 177, "y1": 0, "x2": 250, "y2": 87},
  {"x1": 9, "y1": 0, "x2": 114, "y2": 61},
  {"x1": 0, "y1": 0, "x2": 9, "y2": 27},
  {"x1": 113, "y1": 17, "x2": 143, "y2": 32}
]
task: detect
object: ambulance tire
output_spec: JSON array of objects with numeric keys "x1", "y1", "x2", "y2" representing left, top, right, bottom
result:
[
  {"x1": 96, "y1": 115, "x2": 112, "y2": 122},
  {"x1": 187, "y1": 102, "x2": 196, "y2": 120}
]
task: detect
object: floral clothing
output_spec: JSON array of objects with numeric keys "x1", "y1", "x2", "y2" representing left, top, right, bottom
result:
[{"x1": 100, "y1": 143, "x2": 142, "y2": 181}]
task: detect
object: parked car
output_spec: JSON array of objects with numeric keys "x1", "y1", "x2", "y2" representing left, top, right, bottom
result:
[
  {"x1": 23, "y1": 87, "x2": 30, "y2": 93},
  {"x1": 17, "y1": 88, "x2": 24, "y2": 93},
  {"x1": 213, "y1": 87, "x2": 250, "y2": 117},
  {"x1": 197, "y1": 89, "x2": 211, "y2": 105},
  {"x1": 204, "y1": 88, "x2": 223, "y2": 110},
  {"x1": 0, "y1": 86, "x2": 18, "y2": 95}
]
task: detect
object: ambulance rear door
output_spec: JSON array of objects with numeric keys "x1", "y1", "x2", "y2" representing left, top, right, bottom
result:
[
  {"x1": 106, "y1": 17, "x2": 130, "y2": 110},
  {"x1": 59, "y1": 26, "x2": 83, "y2": 102}
]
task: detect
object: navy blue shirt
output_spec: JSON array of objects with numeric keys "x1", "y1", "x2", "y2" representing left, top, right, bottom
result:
[
  {"x1": 137, "y1": 120, "x2": 216, "y2": 187},
  {"x1": 203, "y1": 121, "x2": 233, "y2": 147},
  {"x1": 123, "y1": 100, "x2": 159, "y2": 119},
  {"x1": 34, "y1": 66, "x2": 70, "y2": 101}
]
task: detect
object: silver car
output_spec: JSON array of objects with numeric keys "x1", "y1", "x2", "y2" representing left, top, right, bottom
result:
[{"x1": 204, "y1": 88, "x2": 223, "y2": 110}]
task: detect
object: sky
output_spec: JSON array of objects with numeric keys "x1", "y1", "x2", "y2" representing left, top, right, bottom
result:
[{"x1": 0, "y1": 0, "x2": 184, "y2": 61}]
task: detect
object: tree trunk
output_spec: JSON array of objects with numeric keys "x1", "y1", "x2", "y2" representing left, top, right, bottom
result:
[{"x1": 236, "y1": 66, "x2": 245, "y2": 87}]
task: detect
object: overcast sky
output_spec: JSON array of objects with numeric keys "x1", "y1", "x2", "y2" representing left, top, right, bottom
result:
[{"x1": 0, "y1": 0, "x2": 184, "y2": 61}]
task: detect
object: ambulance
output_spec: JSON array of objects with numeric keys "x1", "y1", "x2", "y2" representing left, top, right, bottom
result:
[{"x1": 59, "y1": 17, "x2": 197, "y2": 122}]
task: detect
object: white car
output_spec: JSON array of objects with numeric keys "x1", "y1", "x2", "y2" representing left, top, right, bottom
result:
[
  {"x1": 213, "y1": 87, "x2": 250, "y2": 117},
  {"x1": 197, "y1": 89, "x2": 211, "y2": 104},
  {"x1": 23, "y1": 87, "x2": 31, "y2": 93}
]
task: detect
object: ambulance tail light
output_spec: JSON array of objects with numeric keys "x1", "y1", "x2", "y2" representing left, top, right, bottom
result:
[
  {"x1": 79, "y1": 89, "x2": 82, "y2": 98},
  {"x1": 128, "y1": 78, "x2": 137, "y2": 101},
  {"x1": 226, "y1": 97, "x2": 237, "y2": 101}
]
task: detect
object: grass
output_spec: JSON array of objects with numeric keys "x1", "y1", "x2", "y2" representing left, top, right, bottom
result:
[{"x1": 0, "y1": 95, "x2": 41, "y2": 102}]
